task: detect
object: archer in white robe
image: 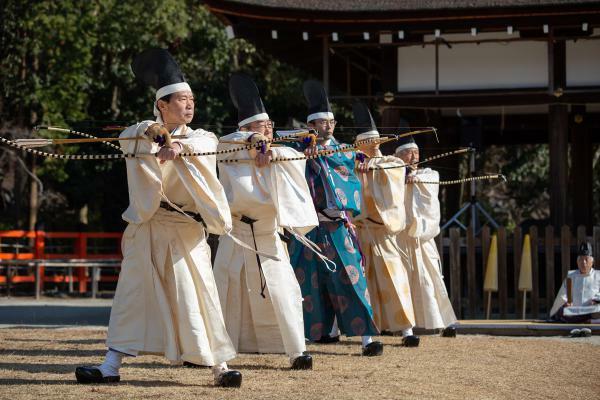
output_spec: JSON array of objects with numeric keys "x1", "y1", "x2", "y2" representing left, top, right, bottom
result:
[
  {"x1": 397, "y1": 168, "x2": 457, "y2": 330},
  {"x1": 354, "y1": 154, "x2": 416, "y2": 333},
  {"x1": 105, "y1": 121, "x2": 237, "y2": 367},
  {"x1": 214, "y1": 132, "x2": 318, "y2": 359},
  {"x1": 550, "y1": 268, "x2": 600, "y2": 322}
]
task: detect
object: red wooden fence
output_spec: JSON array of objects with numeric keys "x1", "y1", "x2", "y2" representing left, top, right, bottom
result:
[{"x1": 0, "y1": 231, "x2": 122, "y2": 292}]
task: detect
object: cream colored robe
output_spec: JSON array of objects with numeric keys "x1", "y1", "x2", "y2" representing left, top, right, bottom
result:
[
  {"x1": 550, "y1": 268, "x2": 600, "y2": 317},
  {"x1": 106, "y1": 121, "x2": 236, "y2": 366},
  {"x1": 398, "y1": 168, "x2": 457, "y2": 330},
  {"x1": 354, "y1": 154, "x2": 415, "y2": 332},
  {"x1": 214, "y1": 132, "x2": 317, "y2": 356}
]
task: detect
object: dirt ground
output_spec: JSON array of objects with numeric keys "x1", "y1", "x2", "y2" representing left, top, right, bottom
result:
[{"x1": 0, "y1": 328, "x2": 598, "y2": 400}]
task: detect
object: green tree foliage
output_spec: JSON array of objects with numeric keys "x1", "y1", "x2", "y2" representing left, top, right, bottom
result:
[
  {"x1": 0, "y1": 1, "x2": 308, "y2": 231},
  {"x1": 478, "y1": 145, "x2": 551, "y2": 229}
]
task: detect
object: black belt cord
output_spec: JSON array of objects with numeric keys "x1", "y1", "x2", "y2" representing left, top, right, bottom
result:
[
  {"x1": 240, "y1": 215, "x2": 267, "y2": 299},
  {"x1": 278, "y1": 229, "x2": 291, "y2": 244},
  {"x1": 159, "y1": 201, "x2": 206, "y2": 229},
  {"x1": 366, "y1": 217, "x2": 384, "y2": 226}
]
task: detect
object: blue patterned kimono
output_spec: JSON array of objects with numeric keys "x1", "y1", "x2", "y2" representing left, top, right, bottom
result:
[{"x1": 288, "y1": 139, "x2": 378, "y2": 340}]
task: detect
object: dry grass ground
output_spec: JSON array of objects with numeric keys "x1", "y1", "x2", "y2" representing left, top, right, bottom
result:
[{"x1": 0, "y1": 328, "x2": 598, "y2": 400}]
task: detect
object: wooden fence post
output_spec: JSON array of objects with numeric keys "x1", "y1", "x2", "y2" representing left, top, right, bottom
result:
[
  {"x1": 498, "y1": 227, "x2": 508, "y2": 318},
  {"x1": 545, "y1": 226, "x2": 555, "y2": 314},
  {"x1": 77, "y1": 233, "x2": 87, "y2": 293},
  {"x1": 481, "y1": 227, "x2": 490, "y2": 318},
  {"x1": 561, "y1": 225, "x2": 571, "y2": 280},
  {"x1": 594, "y1": 226, "x2": 600, "y2": 261},
  {"x1": 449, "y1": 228, "x2": 461, "y2": 319},
  {"x1": 577, "y1": 225, "x2": 587, "y2": 248},
  {"x1": 466, "y1": 226, "x2": 476, "y2": 318},
  {"x1": 530, "y1": 226, "x2": 539, "y2": 318},
  {"x1": 513, "y1": 226, "x2": 523, "y2": 316}
]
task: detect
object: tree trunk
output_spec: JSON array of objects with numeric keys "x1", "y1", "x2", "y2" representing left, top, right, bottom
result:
[{"x1": 28, "y1": 155, "x2": 38, "y2": 231}]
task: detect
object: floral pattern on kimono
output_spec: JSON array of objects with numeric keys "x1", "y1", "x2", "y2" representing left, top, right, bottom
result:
[{"x1": 288, "y1": 140, "x2": 378, "y2": 340}]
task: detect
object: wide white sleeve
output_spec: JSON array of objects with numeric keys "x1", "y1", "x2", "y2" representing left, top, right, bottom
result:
[
  {"x1": 119, "y1": 121, "x2": 162, "y2": 224},
  {"x1": 365, "y1": 156, "x2": 407, "y2": 233},
  {"x1": 173, "y1": 129, "x2": 233, "y2": 235},
  {"x1": 217, "y1": 131, "x2": 274, "y2": 217},
  {"x1": 407, "y1": 169, "x2": 441, "y2": 241},
  {"x1": 267, "y1": 146, "x2": 318, "y2": 234}
]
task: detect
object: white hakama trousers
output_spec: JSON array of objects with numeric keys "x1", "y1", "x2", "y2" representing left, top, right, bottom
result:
[
  {"x1": 398, "y1": 232, "x2": 457, "y2": 330},
  {"x1": 357, "y1": 222, "x2": 415, "y2": 332},
  {"x1": 213, "y1": 218, "x2": 306, "y2": 356},
  {"x1": 106, "y1": 209, "x2": 236, "y2": 366}
]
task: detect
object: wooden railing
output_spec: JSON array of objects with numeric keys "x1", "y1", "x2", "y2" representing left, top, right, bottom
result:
[
  {"x1": 0, "y1": 230, "x2": 122, "y2": 293},
  {"x1": 2, "y1": 227, "x2": 599, "y2": 320},
  {"x1": 437, "y1": 225, "x2": 600, "y2": 319}
]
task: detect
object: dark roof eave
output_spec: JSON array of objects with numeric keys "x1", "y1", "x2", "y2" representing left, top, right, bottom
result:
[{"x1": 204, "y1": 0, "x2": 600, "y2": 25}]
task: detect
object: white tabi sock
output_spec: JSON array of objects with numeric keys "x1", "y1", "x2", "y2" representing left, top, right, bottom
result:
[
  {"x1": 330, "y1": 318, "x2": 340, "y2": 337},
  {"x1": 98, "y1": 350, "x2": 123, "y2": 377},
  {"x1": 212, "y1": 362, "x2": 228, "y2": 380},
  {"x1": 361, "y1": 336, "x2": 373, "y2": 348},
  {"x1": 402, "y1": 328, "x2": 414, "y2": 337}
]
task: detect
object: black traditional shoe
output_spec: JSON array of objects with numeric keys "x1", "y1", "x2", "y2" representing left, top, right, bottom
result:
[
  {"x1": 362, "y1": 341, "x2": 384, "y2": 356},
  {"x1": 402, "y1": 335, "x2": 420, "y2": 347},
  {"x1": 215, "y1": 370, "x2": 242, "y2": 388},
  {"x1": 291, "y1": 354, "x2": 313, "y2": 370},
  {"x1": 75, "y1": 366, "x2": 120, "y2": 384},
  {"x1": 569, "y1": 328, "x2": 582, "y2": 338},
  {"x1": 314, "y1": 334, "x2": 340, "y2": 344},
  {"x1": 441, "y1": 326, "x2": 457, "y2": 338},
  {"x1": 580, "y1": 328, "x2": 592, "y2": 337}
]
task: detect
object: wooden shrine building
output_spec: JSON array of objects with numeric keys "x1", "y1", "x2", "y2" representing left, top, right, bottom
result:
[{"x1": 205, "y1": 0, "x2": 600, "y2": 229}]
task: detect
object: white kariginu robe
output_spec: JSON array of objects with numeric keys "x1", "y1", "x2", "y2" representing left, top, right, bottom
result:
[
  {"x1": 354, "y1": 153, "x2": 415, "y2": 332},
  {"x1": 398, "y1": 168, "x2": 457, "y2": 330},
  {"x1": 106, "y1": 121, "x2": 236, "y2": 367},
  {"x1": 214, "y1": 132, "x2": 318, "y2": 356},
  {"x1": 550, "y1": 268, "x2": 600, "y2": 318}
]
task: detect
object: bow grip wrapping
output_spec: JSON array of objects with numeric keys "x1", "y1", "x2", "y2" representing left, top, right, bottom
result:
[
  {"x1": 249, "y1": 133, "x2": 269, "y2": 154},
  {"x1": 146, "y1": 124, "x2": 173, "y2": 147}
]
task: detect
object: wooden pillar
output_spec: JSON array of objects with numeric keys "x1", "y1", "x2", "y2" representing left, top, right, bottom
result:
[
  {"x1": 548, "y1": 38, "x2": 568, "y2": 228},
  {"x1": 570, "y1": 105, "x2": 593, "y2": 229},
  {"x1": 345, "y1": 57, "x2": 351, "y2": 96},
  {"x1": 381, "y1": 46, "x2": 397, "y2": 93},
  {"x1": 367, "y1": 58, "x2": 372, "y2": 96},
  {"x1": 322, "y1": 36, "x2": 330, "y2": 92},
  {"x1": 28, "y1": 155, "x2": 38, "y2": 232},
  {"x1": 379, "y1": 46, "x2": 398, "y2": 140},
  {"x1": 449, "y1": 228, "x2": 462, "y2": 318}
]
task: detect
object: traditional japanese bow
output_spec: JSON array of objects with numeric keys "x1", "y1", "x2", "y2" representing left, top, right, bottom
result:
[
  {"x1": 355, "y1": 127, "x2": 438, "y2": 148},
  {"x1": 0, "y1": 127, "x2": 320, "y2": 161},
  {"x1": 367, "y1": 147, "x2": 473, "y2": 171},
  {"x1": 14, "y1": 126, "x2": 190, "y2": 149},
  {"x1": 1, "y1": 125, "x2": 438, "y2": 163},
  {"x1": 406, "y1": 174, "x2": 507, "y2": 186},
  {"x1": 218, "y1": 127, "x2": 438, "y2": 164},
  {"x1": 364, "y1": 147, "x2": 506, "y2": 185}
]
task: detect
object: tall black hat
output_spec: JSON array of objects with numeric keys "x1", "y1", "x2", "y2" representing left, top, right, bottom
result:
[
  {"x1": 352, "y1": 101, "x2": 379, "y2": 141},
  {"x1": 303, "y1": 80, "x2": 334, "y2": 122},
  {"x1": 131, "y1": 48, "x2": 191, "y2": 117},
  {"x1": 395, "y1": 118, "x2": 418, "y2": 153},
  {"x1": 578, "y1": 242, "x2": 593, "y2": 257},
  {"x1": 229, "y1": 73, "x2": 269, "y2": 127}
]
